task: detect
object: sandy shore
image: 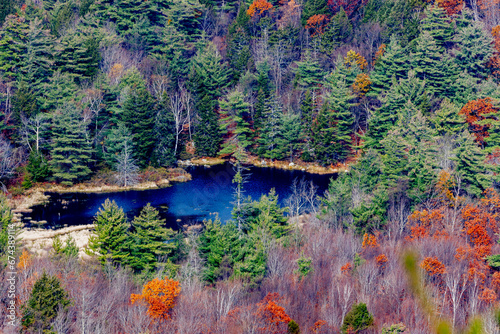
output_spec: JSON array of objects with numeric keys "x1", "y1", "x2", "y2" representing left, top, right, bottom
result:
[{"x1": 19, "y1": 224, "x2": 95, "y2": 258}]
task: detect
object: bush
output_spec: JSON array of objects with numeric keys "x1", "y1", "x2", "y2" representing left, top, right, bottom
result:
[{"x1": 341, "y1": 303, "x2": 374, "y2": 333}]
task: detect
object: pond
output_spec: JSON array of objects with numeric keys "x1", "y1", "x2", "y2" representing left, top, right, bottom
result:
[{"x1": 29, "y1": 162, "x2": 337, "y2": 229}]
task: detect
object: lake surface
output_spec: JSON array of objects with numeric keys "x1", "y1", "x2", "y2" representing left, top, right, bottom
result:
[{"x1": 30, "y1": 162, "x2": 336, "y2": 229}]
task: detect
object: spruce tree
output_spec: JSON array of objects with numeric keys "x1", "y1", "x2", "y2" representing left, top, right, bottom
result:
[
  {"x1": 278, "y1": 113, "x2": 301, "y2": 163},
  {"x1": 121, "y1": 85, "x2": 156, "y2": 167},
  {"x1": 411, "y1": 32, "x2": 457, "y2": 97},
  {"x1": 300, "y1": 90, "x2": 316, "y2": 161},
  {"x1": 21, "y1": 272, "x2": 71, "y2": 333},
  {"x1": 128, "y1": 204, "x2": 176, "y2": 272},
  {"x1": 312, "y1": 102, "x2": 336, "y2": 166},
  {"x1": 369, "y1": 37, "x2": 409, "y2": 96},
  {"x1": 49, "y1": 104, "x2": 93, "y2": 186},
  {"x1": 88, "y1": 199, "x2": 130, "y2": 265},
  {"x1": 219, "y1": 90, "x2": 252, "y2": 161},
  {"x1": 258, "y1": 98, "x2": 284, "y2": 161},
  {"x1": 226, "y1": 5, "x2": 251, "y2": 82},
  {"x1": 452, "y1": 130, "x2": 491, "y2": 197},
  {"x1": 294, "y1": 51, "x2": 326, "y2": 91},
  {"x1": 341, "y1": 303, "x2": 374, "y2": 334},
  {"x1": 153, "y1": 93, "x2": 176, "y2": 166},
  {"x1": 191, "y1": 44, "x2": 230, "y2": 157},
  {"x1": 453, "y1": 22, "x2": 494, "y2": 79},
  {"x1": 104, "y1": 123, "x2": 134, "y2": 168},
  {"x1": 431, "y1": 99, "x2": 465, "y2": 137},
  {"x1": 420, "y1": 5, "x2": 454, "y2": 47}
]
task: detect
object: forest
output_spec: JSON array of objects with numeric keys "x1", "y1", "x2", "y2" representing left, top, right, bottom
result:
[{"x1": 1, "y1": 0, "x2": 500, "y2": 332}]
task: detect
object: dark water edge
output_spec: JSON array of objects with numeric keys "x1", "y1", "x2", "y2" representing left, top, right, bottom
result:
[{"x1": 29, "y1": 162, "x2": 337, "y2": 230}]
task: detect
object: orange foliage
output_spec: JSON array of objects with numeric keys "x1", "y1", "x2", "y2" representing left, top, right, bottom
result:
[
  {"x1": 459, "y1": 98, "x2": 499, "y2": 146},
  {"x1": 492, "y1": 272, "x2": 500, "y2": 291},
  {"x1": 17, "y1": 249, "x2": 32, "y2": 271},
  {"x1": 130, "y1": 278, "x2": 181, "y2": 321},
  {"x1": 344, "y1": 50, "x2": 368, "y2": 70},
  {"x1": 420, "y1": 257, "x2": 446, "y2": 276},
  {"x1": 352, "y1": 73, "x2": 371, "y2": 97},
  {"x1": 407, "y1": 208, "x2": 445, "y2": 241},
  {"x1": 341, "y1": 262, "x2": 352, "y2": 275},
  {"x1": 362, "y1": 233, "x2": 378, "y2": 248},
  {"x1": 493, "y1": 26, "x2": 500, "y2": 52},
  {"x1": 256, "y1": 293, "x2": 292, "y2": 334},
  {"x1": 247, "y1": 0, "x2": 273, "y2": 17},
  {"x1": 311, "y1": 320, "x2": 327, "y2": 333},
  {"x1": 373, "y1": 44, "x2": 386, "y2": 64},
  {"x1": 305, "y1": 14, "x2": 330, "y2": 36},
  {"x1": 376, "y1": 254, "x2": 388, "y2": 269},
  {"x1": 436, "y1": 0, "x2": 464, "y2": 15},
  {"x1": 479, "y1": 288, "x2": 497, "y2": 304},
  {"x1": 436, "y1": 170, "x2": 458, "y2": 204}
]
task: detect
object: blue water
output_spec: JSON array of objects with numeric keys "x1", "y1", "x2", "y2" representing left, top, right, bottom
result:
[{"x1": 30, "y1": 163, "x2": 336, "y2": 229}]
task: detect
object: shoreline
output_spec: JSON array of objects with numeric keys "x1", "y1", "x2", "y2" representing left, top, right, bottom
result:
[{"x1": 181, "y1": 156, "x2": 347, "y2": 174}]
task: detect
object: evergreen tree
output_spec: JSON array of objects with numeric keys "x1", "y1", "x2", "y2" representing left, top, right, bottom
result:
[
  {"x1": 49, "y1": 104, "x2": 92, "y2": 186},
  {"x1": 198, "y1": 219, "x2": 241, "y2": 283},
  {"x1": 325, "y1": 69, "x2": 355, "y2": 162},
  {"x1": 420, "y1": 5, "x2": 454, "y2": 47},
  {"x1": 369, "y1": 37, "x2": 409, "y2": 96},
  {"x1": 21, "y1": 273, "x2": 71, "y2": 333},
  {"x1": 453, "y1": 21, "x2": 494, "y2": 79},
  {"x1": 278, "y1": 113, "x2": 301, "y2": 163},
  {"x1": 87, "y1": 199, "x2": 130, "y2": 265},
  {"x1": 341, "y1": 303, "x2": 374, "y2": 334},
  {"x1": 104, "y1": 122, "x2": 134, "y2": 168},
  {"x1": 219, "y1": 90, "x2": 252, "y2": 161},
  {"x1": 253, "y1": 63, "x2": 271, "y2": 150},
  {"x1": 431, "y1": 98, "x2": 465, "y2": 137},
  {"x1": 153, "y1": 94, "x2": 176, "y2": 166},
  {"x1": 0, "y1": 193, "x2": 13, "y2": 264},
  {"x1": 312, "y1": 102, "x2": 336, "y2": 166},
  {"x1": 11, "y1": 81, "x2": 39, "y2": 132},
  {"x1": 300, "y1": 90, "x2": 316, "y2": 161},
  {"x1": 294, "y1": 51, "x2": 326, "y2": 91},
  {"x1": 19, "y1": 18, "x2": 54, "y2": 89},
  {"x1": 452, "y1": 130, "x2": 491, "y2": 197},
  {"x1": 226, "y1": 5, "x2": 252, "y2": 83},
  {"x1": 0, "y1": 0, "x2": 16, "y2": 25},
  {"x1": 40, "y1": 71, "x2": 79, "y2": 112},
  {"x1": 411, "y1": 32, "x2": 457, "y2": 97},
  {"x1": 191, "y1": 44, "x2": 230, "y2": 157},
  {"x1": 259, "y1": 98, "x2": 284, "y2": 161},
  {"x1": 26, "y1": 151, "x2": 50, "y2": 183},
  {"x1": 301, "y1": 0, "x2": 330, "y2": 25},
  {"x1": 321, "y1": 8, "x2": 352, "y2": 53},
  {"x1": 128, "y1": 204, "x2": 176, "y2": 272},
  {"x1": 0, "y1": 15, "x2": 27, "y2": 79},
  {"x1": 121, "y1": 85, "x2": 156, "y2": 167}
]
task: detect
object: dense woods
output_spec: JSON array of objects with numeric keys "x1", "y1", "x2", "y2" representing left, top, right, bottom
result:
[{"x1": 1, "y1": 0, "x2": 500, "y2": 332}]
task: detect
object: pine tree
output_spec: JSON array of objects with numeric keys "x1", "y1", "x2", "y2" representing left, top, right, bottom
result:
[
  {"x1": 226, "y1": 5, "x2": 252, "y2": 83},
  {"x1": 325, "y1": 69, "x2": 355, "y2": 162},
  {"x1": 453, "y1": 21, "x2": 494, "y2": 79},
  {"x1": 191, "y1": 44, "x2": 230, "y2": 157},
  {"x1": 294, "y1": 50, "x2": 326, "y2": 91},
  {"x1": 128, "y1": 204, "x2": 176, "y2": 272},
  {"x1": 0, "y1": 193, "x2": 13, "y2": 263},
  {"x1": 49, "y1": 104, "x2": 93, "y2": 186},
  {"x1": 452, "y1": 130, "x2": 491, "y2": 196},
  {"x1": 369, "y1": 37, "x2": 409, "y2": 96},
  {"x1": 219, "y1": 90, "x2": 252, "y2": 161},
  {"x1": 302, "y1": 0, "x2": 330, "y2": 25},
  {"x1": 0, "y1": 15, "x2": 27, "y2": 79},
  {"x1": 21, "y1": 272, "x2": 71, "y2": 333},
  {"x1": 104, "y1": 122, "x2": 134, "y2": 168},
  {"x1": 19, "y1": 18, "x2": 54, "y2": 90},
  {"x1": 420, "y1": 5, "x2": 454, "y2": 47},
  {"x1": 300, "y1": 90, "x2": 316, "y2": 161},
  {"x1": 40, "y1": 71, "x2": 79, "y2": 112},
  {"x1": 26, "y1": 151, "x2": 50, "y2": 183},
  {"x1": 380, "y1": 128, "x2": 410, "y2": 187},
  {"x1": 87, "y1": 199, "x2": 130, "y2": 265},
  {"x1": 341, "y1": 303, "x2": 374, "y2": 334},
  {"x1": 0, "y1": 0, "x2": 16, "y2": 25},
  {"x1": 321, "y1": 8, "x2": 352, "y2": 53},
  {"x1": 121, "y1": 85, "x2": 156, "y2": 167},
  {"x1": 431, "y1": 98, "x2": 465, "y2": 137},
  {"x1": 312, "y1": 102, "x2": 336, "y2": 166},
  {"x1": 411, "y1": 32, "x2": 457, "y2": 97},
  {"x1": 153, "y1": 94, "x2": 176, "y2": 166},
  {"x1": 259, "y1": 98, "x2": 284, "y2": 161},
  {"x1": 278, "y1": 113, "x2": 301, "y2": 163}
]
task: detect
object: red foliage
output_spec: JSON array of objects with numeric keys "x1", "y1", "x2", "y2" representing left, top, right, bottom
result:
[
  {"x1": 256, "y1": 293, "x2": 292, "y2": 334},
  {"x1": 406, "y1": 209, "x2": 445, "y2": 241},
  {"x1": 311, "y1": 320, "x2": 327, "y2": 333},
  {"x1": 305, "y1": 14, "x2": 330, "y2": 36},
  {"x1": 462, "y1": 204, "x2": 497, "y2": 257},
  {"x1": 327, "y1": 0, "x2": 369, "y2": 17},
  {"x1": 492, "y1": 272, "x2": 500, "y2": 291},
  {"x1": 341, "y1": 262, "x2": 352, "y2": 275},
  {"x1": 479, "y1": 288, "x2": 497, "y2": 304},
  {"x1": 459, "y1": 98, "x2": 499, "y2": 146},
  {"x1": 436, "y1": 0, "x2": 464, "y2": 15}
]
